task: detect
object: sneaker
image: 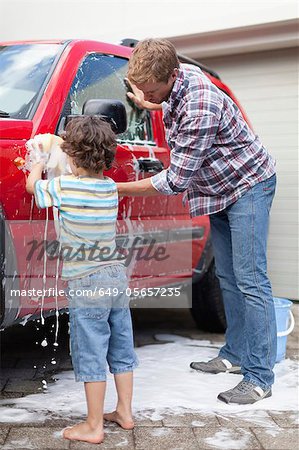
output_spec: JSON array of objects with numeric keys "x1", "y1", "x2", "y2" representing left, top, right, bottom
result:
[
  {"x1": 190, "y1": 357, "x2": 241, "y2": 374},
  {"x1": 217, "y1": 380, "x2": 272, "y2": 404}
]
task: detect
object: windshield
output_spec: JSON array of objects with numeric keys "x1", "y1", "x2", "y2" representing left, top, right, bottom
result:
[{"x1": 0, "y1": 43, "x2": 63, "y2": 119}]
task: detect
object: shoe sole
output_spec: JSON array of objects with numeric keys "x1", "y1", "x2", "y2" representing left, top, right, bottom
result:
[{"x1": 217, "y1": 390, "x2": 272, "y2": 405}]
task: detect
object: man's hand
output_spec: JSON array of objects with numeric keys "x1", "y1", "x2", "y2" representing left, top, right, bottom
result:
[
  {"x1": 117, "y1": 178, "x2": 160, "y2": 197},
  {"x1": 125, "y1": 78, "x2": 162, "y2": 111}
]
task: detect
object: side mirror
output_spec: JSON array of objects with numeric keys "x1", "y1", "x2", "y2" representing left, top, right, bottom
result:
[
  {"x1": 58, "y1": 99, "x2": 127, "y2": 136},
  {"x1": 83, "y1": 99, "x2": 127, "y2": 134}
]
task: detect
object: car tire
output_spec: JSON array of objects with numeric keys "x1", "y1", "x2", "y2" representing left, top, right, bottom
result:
[
  {"x1": 0, "y1": 207, "x2": 19, "y2": 328},
  {"x1": 191, "y1": 260, "x2": 226, "y2": 333}
]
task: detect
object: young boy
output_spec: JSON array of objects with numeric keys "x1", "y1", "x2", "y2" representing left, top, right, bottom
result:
[{"x1": 26, "y1": 116, "x2": 138, "y2": 444}]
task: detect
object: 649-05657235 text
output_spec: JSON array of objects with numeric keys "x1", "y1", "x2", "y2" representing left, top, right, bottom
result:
[{"x1": 9, "y1": 287, "x2": 182, "y2": 298}]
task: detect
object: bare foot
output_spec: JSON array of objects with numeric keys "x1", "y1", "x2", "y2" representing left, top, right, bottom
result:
[
  {"x1": 62, "y1": 421, "x2": 104, "y2": 444},
  {"x1": 104, "y1": 411, "x2": 134, "y2": 430}
]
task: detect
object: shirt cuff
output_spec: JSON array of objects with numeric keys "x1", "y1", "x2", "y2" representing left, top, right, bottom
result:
[{"x1": 151, "y1": 170, "x2": 178, "y2": 195}]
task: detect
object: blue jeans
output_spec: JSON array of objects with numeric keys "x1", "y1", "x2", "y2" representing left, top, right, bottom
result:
[
  {"x1": 66, "y1": 265, "x2": 138, "y2": 382},
  {"x1": 209, "y1": 175, "x2": 277, "y2": 389}
]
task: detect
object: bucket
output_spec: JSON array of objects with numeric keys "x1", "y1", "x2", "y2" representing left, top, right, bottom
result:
[{"x1": 274, "y1": 297, "x2": 295, "y2": 362}]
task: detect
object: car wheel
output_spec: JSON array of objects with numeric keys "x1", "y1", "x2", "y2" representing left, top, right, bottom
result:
[
  {"x1": 191, "y1": 260, "x2": 226, "y2": 333},
  {"x1": 0, "y1": 207, "x2": 19, "y2": 328}
]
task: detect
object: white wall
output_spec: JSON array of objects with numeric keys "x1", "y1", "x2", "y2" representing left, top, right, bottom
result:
[
  {"x1": 0, "y1": 0, "x2": 298, "y2": 43},
  {"x1": 201, "y1": 48, "x2": 298, "y2": 300}
]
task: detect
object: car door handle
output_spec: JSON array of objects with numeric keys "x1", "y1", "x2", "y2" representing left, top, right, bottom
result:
[{"x1": 137, "y1": 157, "x2": 164, "y2": 173}]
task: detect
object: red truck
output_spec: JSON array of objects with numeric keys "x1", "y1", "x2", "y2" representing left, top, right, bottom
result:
[{"x1": 0, "y1": 39, "x2": 249, "y2": 331}]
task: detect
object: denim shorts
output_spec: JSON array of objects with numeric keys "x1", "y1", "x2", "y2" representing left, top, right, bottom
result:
[{"x1": 66, "y1": 264, "x2": 138, "y2": 382}]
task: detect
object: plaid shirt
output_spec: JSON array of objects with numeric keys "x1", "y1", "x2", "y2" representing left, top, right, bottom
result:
[{"x1": 151, "y1": 64, "x2": 276, "y2": 217}]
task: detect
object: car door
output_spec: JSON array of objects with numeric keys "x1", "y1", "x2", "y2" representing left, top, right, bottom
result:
[
  {"x1": 62, "y1": 52, "x2": 169, "y2": 219},
  {"x1": 56, "y1": 51, "x2": 182, "y2": 288}
]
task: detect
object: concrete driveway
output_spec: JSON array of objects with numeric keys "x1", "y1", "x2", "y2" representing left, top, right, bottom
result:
[{"x1": 0, "y1": 304, "x2": 298, "y2": 449}]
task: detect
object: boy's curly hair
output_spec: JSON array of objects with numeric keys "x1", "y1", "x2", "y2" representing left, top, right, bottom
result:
[{"x1": 61, "y1": 116, "x2": 117, "y2": 173}]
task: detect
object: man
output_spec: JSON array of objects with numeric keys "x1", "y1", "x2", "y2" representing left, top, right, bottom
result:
[{"x1": 118, "y1": 38, "x2": 277, "y2": 405}]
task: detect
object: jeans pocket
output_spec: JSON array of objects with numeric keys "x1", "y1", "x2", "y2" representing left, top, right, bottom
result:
[
  {"x1": 79, "y1": 307, "x2": 110, "y2": 320},
  {"x1": 262, "y1": 174, "x2": 276, "y2": 191},
  {"x1": 262, "y1": 175, "x2": 276, "y2": 213}
]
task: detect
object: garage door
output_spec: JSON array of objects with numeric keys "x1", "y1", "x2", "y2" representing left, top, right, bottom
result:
[{"x1": 201, "y1": 48, "x2": 298, "y2": 300}]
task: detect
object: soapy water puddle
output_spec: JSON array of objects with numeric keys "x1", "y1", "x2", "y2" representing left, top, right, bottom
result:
[{"x1": 0, "y1": 334, "x2": 298, "y2": 426}]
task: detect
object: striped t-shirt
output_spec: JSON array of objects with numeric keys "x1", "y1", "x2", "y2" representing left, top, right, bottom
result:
[{"x1": 34, "y1": 174, "x2": 123, "y2": 280}]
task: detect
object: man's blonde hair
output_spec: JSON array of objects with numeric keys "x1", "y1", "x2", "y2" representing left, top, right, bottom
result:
[{"x1": 127, "y1": 38, "x2": 180, "y2": 84}]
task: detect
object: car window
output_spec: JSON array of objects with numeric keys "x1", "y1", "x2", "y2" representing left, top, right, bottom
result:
[
  {"x1": 0, "y1": 43, "x2": 62, "y2": 119},
  {"x1": 65, "y1": 53, "x2": 154, "y2": 144}
]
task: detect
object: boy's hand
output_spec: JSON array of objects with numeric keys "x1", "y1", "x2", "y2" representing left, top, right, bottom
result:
[
  {"x1": 31, "y1": 161, "x2": 45, "y2": 170},
  {"x1": 25, "y1": 134, "x2": 55, "y2": 166}
]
